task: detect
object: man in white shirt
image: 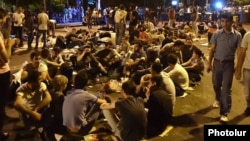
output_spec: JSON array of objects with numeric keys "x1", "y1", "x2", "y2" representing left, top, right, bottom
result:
[
  {"x1": 35, "y1": 7, "x2": 49, "y2": 49},
  {"x1": 114, "y1": 4, "x2": 127, "y2": 45},
  {"x1": 235, "y1": 31, "x2": 250, "y2": 116},
  {"x1": 165, "y1": 53, "x2": 189, "y2": 97},
  {"x1": 12, "y1": 7, "x2": 25, "y2": 47}
]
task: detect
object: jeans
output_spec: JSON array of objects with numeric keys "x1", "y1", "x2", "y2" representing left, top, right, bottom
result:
[
  {"x1": 13, "y1": 26, "x2": 23, "y2": 46},
  {"x1": 212, "y1": 60, "x2": 234, "y2": 116},
  {"x1": 243, "y1": 68, "x2": 250, "y2": 108},
  {"x1": 27, "y1": 31, "x2": 34, "y2": 48},
  {"x1": 115, "y1": 23, "x2": 125, "y2": 45}
]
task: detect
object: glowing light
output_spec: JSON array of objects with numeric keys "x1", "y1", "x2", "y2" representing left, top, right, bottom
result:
[
  {"x1": 215, "y1": 2, "x2": 223, "y2": 9},
  {"x1": 172, "y1": 0, "x2": 178, "y2": 6}
]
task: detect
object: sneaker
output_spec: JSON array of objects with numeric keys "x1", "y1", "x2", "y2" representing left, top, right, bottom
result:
[
  {"x1": 212, "y1": 101, "x2": 219, "y2": 108},
  {"x1": 244, "y1": 107, "x2": 250, "y2": 116},
  {"x1": 220, "y1": 115, "x2": 229, "y2": 122}
]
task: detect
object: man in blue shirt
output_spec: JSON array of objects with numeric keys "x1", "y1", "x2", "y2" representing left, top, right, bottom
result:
[
  {"x1": 62, "y1": 69, "x2": 107, "y2": 135},
  {"x1": 207, "y1": 13, "x2": 242, "y2": 122}
]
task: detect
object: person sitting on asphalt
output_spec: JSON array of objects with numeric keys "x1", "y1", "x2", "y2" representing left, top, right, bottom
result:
[
  {"x1": 182, "y1": 48, "x2": 205, "y2": 83},
  {"x1": 14, "y1": 70, "x2": 52, "y2": 139},
  {"x1": 123, "y1": 41, "x2": 147, "y2": 80},
  {"x1": 134, "y1": 26, "x2": 150, "y2": 45},
  {"x1": 48, "y1": 47, "x2": 64, "y2": 66},
  {"x1": 164, "y1": 53, "x2": 189, "y2": 97},
  {"x1": 181, "y1": 37, "x2": 207, "y2": 63},
  {"x1": 100, "y1": 80, "x2": 147, "y2": 141},
  {"x1": 21, "y1": 51, "x2": 51, "y2": 84},
  {"x1": 137, "y1": 61, "x2": 176, "y2": 111},
  {"x1": 94, "y1": 40, "x2": 121, "y2": 74},
  {"x1": 40, "y1": 48, "x2": 61, "y2": 79},
  {"x1": 117, "y1": 35, "x2": 131, "y2": 55},
  {"x1": 75, "y1": 45, "x2": 107, "y2": 79},
  {"x1": 62, "y1": 69, "x2": 107, "y2": 136},
  {"x1": 160, "y1": 40, "x2": 185, "y2": 69},
  {"x1": 44, "y1": 74, "x2": 68, "y2": 140},
  {"x1": 65, "y1": 28, "x2": 85, "y2": 48},
  {"x1": 143, "y1": 74, "x2": 173, "y2": 138}
]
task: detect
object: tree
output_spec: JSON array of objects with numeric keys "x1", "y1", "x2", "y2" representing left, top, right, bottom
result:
[{"x1": 232, "y1": 0, "x2": 250, "y2": 5}]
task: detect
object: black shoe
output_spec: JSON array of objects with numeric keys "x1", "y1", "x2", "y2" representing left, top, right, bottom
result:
[
  {"x1": 244, "y1": 107, "x2": 250, "y2": 116},
  {"x1": 0, "y1": 132, "x2": 9, "y2": 141}
]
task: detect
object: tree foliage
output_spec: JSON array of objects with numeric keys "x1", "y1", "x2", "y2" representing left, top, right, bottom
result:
[{"x1": 232, "y1": 0, "x2": 250, "y2": 5}]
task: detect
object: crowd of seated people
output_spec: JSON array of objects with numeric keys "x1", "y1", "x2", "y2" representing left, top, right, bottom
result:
[{"x1": 10, "y1": 18, "x2": 210, "y2": 141}]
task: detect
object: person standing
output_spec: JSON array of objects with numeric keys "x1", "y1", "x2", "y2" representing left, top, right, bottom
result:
[
  {"x1": 35, "y1": 7, "x2": 49, "y2": 49},
  {"x1": 24, "y1": 10, "x2": 35, "y2": 49},
  {"x1": 207, "y1": 13, "x2": 242, "y2": 122},
  {"x1": 0, "y1": 8, "x2": 17, "y2": 141},
  {"x1": 85, "y1": 7, "x2": 92, "y2": 29},
  {"x1": 128, "y1": 5, "x2": 138, "y2": 37},
  {"x1": 178, "y1": 7, "x2": 185, "y2": 22},
  {"x1": 168, "y1": 7, "x2": 176, "y2": 28},
  {"x1": 114, "y1": 4, "x2": 127, "y2": 45},
  {"x1": 235, "y1": 31, "x2": 250, "y2": 116},
  {"x1": 12, "y1": 7, "x2": 25, "y2": 47},
  {"x1": 191, "y1": 7, "x2": 198, "y2": 37}
]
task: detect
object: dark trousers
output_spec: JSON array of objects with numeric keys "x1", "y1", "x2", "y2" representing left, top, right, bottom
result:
[
  {"x1": 27, "y1": 31, "x2": 34, "y2": 48},
  {"x1": 13, "y1": 26, "x2": 23, "y2": 46},
  {"x1": 208, "y1": 32, "x2": 213, "y2": 44},
  {"x1": 36, "y1": 30, "x2": 47, "y2": 48},
  {"x1": 87, "y1": 19, "x2": 92, "y2": 29},
  {"x1": 0, "y1": 71, "x2": 11, "y2": 129},
  {"x1": 212, "y1": 60, "x2": 234, "y2": 116}
]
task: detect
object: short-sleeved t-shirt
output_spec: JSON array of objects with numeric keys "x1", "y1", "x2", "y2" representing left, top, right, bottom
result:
[
  {"x1": 115, "y1": 96, "x2": 147, "y2": 141},
  {"x1": 24, "y1": 63, "x2": 48, "y2": 73},
  {"x1": 16, "y1": 82, "x2": 47, "y2": 109},
  {"x1": 241, "y1": 32, "x2": 250, "y2": 69},
  {"x1": 62, "y1": 89, "x2": 98, "y2": 130},
  {"x1": 210, "y1": 29, "x2": 242, "y2": 61},
  {"x1": 37, "y1": 12, "x2": 49, "y2": 30}
]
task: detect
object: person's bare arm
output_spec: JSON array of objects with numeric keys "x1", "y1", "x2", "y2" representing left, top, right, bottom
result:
[
  {"x1": 33, "y1": 89, "x2": 52, "y2": 111},
  {"x1": 100, "y1": 102, "x2": 115, "y2": 110},
  {"x1": 14, "y1": 95, "x2": 34, "y2": 115},
  {"x1": 0, "y1": 38, "x2": 8, "y2": 63},
  {"x1": 45, "y1": 59, "x2": 61, "y2": 67},
  {"x1": 181, "y1": 59, "x2": 191, "y2": 67},
  {"x1": 235, "y1": 47, "x2": 247, "y2": 80},
  {"x1": 96, "y1": 98, "x2": 107, "y2": 105},
  {"x1": 206, "y1": 44, "x2": 215, "y2": 73},
  {"x1": 14, "y1": 95, "x2": 43, "y2": 121},
  {"x1": 4, "y1": 38, "x2": 17, "y2": 58},
  {"x1": 77, "y1": 49, "x2": 88, "y2": 62}
]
